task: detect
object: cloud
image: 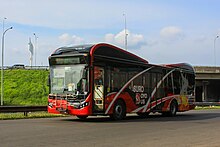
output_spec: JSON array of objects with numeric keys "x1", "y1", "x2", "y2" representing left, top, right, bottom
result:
[
  {"x1": 58, "y1": 33, "x2": 84, "y2": 45},
  {"x1": 104, "y1": 29, "x2": 146, "y2": 49},
  {"x1": 160, "y1": 26, "x2": 184, "y2": 40},
  {"x1": 104, "y1": 34, "x2": 115, "y2": 43},
  {"x1": 194, "y1": 35, "x2": 207, "y2": 42}
]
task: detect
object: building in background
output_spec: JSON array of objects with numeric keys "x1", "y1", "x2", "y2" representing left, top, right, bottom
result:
[{"x1": 195, "y1": 66, "x2": 220, "y2": 102}]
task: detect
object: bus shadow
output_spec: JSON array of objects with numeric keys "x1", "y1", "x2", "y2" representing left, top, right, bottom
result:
[{"x1": 61, "y1": 110, "x2": 220, "y2": 123}]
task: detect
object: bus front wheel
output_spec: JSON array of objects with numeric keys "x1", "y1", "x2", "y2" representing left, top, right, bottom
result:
[{"x1": 110, "y1": 100, "x2": 126, "y2": 120}]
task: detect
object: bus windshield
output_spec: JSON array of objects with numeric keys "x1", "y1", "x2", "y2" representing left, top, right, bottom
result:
[{"x1": 50, "y1": 64, "x2": 88, "y2": 95}]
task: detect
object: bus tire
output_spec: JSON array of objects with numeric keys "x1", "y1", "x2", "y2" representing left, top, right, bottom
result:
[
  {"x1": 110, "y1": 100, "x2": 126, "y2": 120},
  {"x1": 76, "y1": 115, "x2": 88, "y2": 120},
  {"x1": 169, "y1": 100, "x2": 178, "y2": 117}
]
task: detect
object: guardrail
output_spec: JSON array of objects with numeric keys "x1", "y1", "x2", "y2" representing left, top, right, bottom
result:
[
  {"x1": 0, "y1": 106, "x2": 47, "y2": 116},
  {"x1": 2, "y1": 66, "x2": 49, "y2": 70}
]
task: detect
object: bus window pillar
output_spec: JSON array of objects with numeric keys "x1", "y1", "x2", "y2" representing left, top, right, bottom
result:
[{"x1": 202, "y1": 81, "x2": 209, "y2": 102}]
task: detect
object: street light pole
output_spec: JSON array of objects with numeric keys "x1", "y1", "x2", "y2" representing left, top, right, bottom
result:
[
  {"x1": 2, "y1": 17, "x2": 7, "y2": 33},
  {"x1": 1, "y1": 27, "x2": 12, "y2": 105},
  {"x1": 33, "y1": 33, "x2": 38, "y2": 66},
  {"x1": 214, "y1": 35, "x2": 219, "y2": 67},
  {"x1": 123, "y1": 13, "x2": 128, "y2": 50}
]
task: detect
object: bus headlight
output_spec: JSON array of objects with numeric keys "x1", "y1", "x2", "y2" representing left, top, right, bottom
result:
[
  {"x1": 70, "y1": 102, "x2": 89, "y2": 109},
  {"x1": 48, "y1": 102, "x2": 53, "y2": 108},
  {"x1": 79, "y1": 102, "x2": 89, "y2": 108}
]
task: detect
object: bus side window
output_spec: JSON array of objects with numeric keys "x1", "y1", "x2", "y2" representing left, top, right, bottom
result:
[
  {"x1": 106, "y1": 68, "x2": 111, "y2": 93},
  {"x1": 110, "y1": 67, "x2": 120, "y2": 92},
  {"x1": 157, "y1": 73, "x2": 163, "y2": 99},
  {"x1": 143, "y1": 73, "x2": 150, "y2": 95},
  {"x1": 167, "y1": 75, "x2": 173, "y2": 95},
  {"x1": 173, "y1": 71, "x2": 181, "y2": 94},
  {"x1": 187, "y1": 74, "x2": 195, "y2": 95}
]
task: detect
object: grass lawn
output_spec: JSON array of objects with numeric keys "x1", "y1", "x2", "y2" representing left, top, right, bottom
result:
[
  {"x1": 195, "y1": 105, "x2": 220, "y2": 110},
  {"x1": 0, "y1": 112, "x2": 66, "y2": 120}
]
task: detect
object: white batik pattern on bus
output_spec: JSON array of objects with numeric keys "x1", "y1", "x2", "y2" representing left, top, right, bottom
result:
[
  {"x1": 132, "y1": 69, "x2": 176, "y2": 113},
  {"x1": 105, "y1": 66, "x2": 154, "y2": 114},
  {"x1": 145, "y1": 95, "x2": 179, "y2": 112}
]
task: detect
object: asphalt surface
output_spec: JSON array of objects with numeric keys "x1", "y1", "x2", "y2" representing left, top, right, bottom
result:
[{"x1": 0, "y1": 109, "x2": 220, "y2": 147}]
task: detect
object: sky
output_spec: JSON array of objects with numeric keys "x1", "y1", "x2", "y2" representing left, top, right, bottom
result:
[{"x1": 0, "y1": 0, "x2": 220, "y2": 66}]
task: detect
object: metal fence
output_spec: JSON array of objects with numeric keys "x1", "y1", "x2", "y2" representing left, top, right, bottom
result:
[
  {"x1": 2, "y1": 66, "x2": 49, "y2": 70},
  {"x1": 0, "y1": 106, "x2": 47, "y2": 116}
]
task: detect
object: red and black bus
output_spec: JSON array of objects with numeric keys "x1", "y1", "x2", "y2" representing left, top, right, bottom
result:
[{"x1": 48, "y1": 43, "x2": 195, "y2": 120}]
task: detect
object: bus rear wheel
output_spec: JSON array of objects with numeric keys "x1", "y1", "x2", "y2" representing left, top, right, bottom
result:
[
  {"x1": 110, "y1": 100, "x2": 126, "y2": 120},
  {"x1": 162, "y1": 100, "x2": 178, "y2": 117},
  {"x1": 169, "y1": 100, "x2": 178, "y2": 116}
]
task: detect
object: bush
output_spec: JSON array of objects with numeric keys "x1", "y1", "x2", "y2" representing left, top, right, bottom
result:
[{"x1": 0, "y1": 69, "x2": 49, "y2": 106}]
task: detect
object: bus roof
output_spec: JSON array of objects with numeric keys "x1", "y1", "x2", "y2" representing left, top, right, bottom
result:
[
  {"x1": 50, "y1": 43, "x2": 194, "y2": 72},
  {"x1": 51, "y1": 44, "x2": 94, "y2": 55},
  {"x1": 51, "y1": 43, "x2": 149, "y2": 65},
  {"x1": 164, "y1": 63, "x2": 195, "y2": 72}
]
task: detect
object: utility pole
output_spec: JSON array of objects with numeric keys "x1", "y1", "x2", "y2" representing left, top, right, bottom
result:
[
  {"x1": 33, "y1": 33, "x2": 38, "y2": 66},
  {"x1": 214, "y1": 35, "x2": 219, "y2": 67},
  {"x1": 123, "y1": 13, "x2": 128, "y2": 50}
]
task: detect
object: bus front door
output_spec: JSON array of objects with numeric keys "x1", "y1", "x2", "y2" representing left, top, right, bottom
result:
[{"x1": 93, "y1": 66, "x2": 104, "y2": 112}]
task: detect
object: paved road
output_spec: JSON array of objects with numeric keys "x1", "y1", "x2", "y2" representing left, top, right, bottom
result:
[{"x1": 0, "y1": 109, "x2": 220, "y2": 147}]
